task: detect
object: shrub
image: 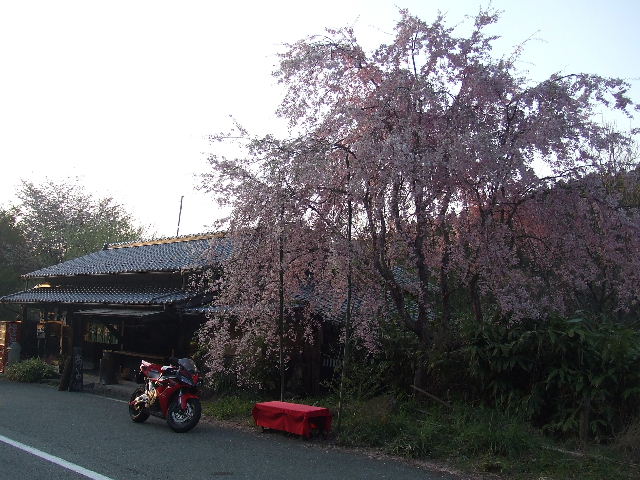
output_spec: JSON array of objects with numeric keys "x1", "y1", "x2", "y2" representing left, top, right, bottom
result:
[
  {"x1": 336, "y1": 396, "x2": 538, "y2": 463},
  {"x1": 4, "y1": 358, "x2": 57, "y2": 383},
  {"x1": 465, "y1": 316, "x2": 640, "y2": 440}
]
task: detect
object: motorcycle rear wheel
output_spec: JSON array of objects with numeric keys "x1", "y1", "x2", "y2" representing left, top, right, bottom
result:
[
  {"x1": 167, "y1": 397, "x2": 201, "y2": 433},
  {"x1": 129, "y1": 387, "x2": 150, "y2": 423}
]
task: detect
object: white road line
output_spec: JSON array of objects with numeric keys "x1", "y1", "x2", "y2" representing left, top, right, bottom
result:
[
  {"x1": 85, "y1": 393, "x2": 128, "y2": 404},
  {"x1": 0, "y1": 434, "x2": 116, "y2": 480}
]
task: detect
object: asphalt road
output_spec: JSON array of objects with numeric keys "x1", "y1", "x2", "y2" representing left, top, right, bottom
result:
[{"x1": 0, "y1": 380, "x2": 458, "y2": 480}]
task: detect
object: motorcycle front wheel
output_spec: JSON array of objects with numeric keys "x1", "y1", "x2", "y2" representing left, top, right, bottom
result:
[
  {"x1": 167, "y1": 397, "x2": 201, "y2": 433},
  {"x1": 129, "y1": 387, "x2": 150, "y2": 423}
]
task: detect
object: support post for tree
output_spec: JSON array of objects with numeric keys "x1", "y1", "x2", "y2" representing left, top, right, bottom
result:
[
  {"x1": 337, "y1": 154, "x2": 353, "y2": 433},
  {"x1": 278, "y1": 200, "x2": 285, "y2": 402}
]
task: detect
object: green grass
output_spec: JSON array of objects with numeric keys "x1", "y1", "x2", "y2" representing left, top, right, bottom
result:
[
  {"x1": 201, "y1": 393, "x2": 638, "y2": 479},
  {"x1": 496, "y1": 444, "x2": 638, "y2": 480},
  {"x1": 202, "y1": 394, "x2": 260, "y2": 424}
]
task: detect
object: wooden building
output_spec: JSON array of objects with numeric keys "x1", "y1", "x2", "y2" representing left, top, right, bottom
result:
[{"x1": 0, "y1": 233, "x2": 229, "y2": 387}]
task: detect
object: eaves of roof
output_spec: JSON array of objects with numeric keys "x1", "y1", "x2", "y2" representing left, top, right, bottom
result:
[
  {"x1": 0, "y1": 285, "x2": 197, "y2": 306},
  {"x1": 182, "y1": 304, "x2": 232, "y2": 315}
]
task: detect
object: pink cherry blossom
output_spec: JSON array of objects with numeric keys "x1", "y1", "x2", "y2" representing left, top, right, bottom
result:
[{"x1": 200, "y1": 8, "x2": 638, "y2": 389}]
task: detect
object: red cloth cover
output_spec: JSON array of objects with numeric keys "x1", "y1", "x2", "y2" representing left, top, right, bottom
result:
[{"x1": 252, "y1": 401, "x2": 332, "y2": 437}]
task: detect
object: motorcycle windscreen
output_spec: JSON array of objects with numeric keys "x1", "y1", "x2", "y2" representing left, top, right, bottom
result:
[{"x1": 178, "y1": 358, "x2": 197, "y2": 373}]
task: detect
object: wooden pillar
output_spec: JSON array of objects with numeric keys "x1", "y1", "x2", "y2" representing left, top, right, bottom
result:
[
  {"x1": 176, "y1": 311, "x2": 185, "y2": 357},
  {"x1": 68, "y1": 311, "x2": 83, "y2": 392},
  {"x1": 18, "y1": 305, "x2": 36, "y2": 358}
]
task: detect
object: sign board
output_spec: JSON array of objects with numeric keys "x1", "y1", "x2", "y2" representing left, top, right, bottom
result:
[{"x1": 69, "y1": 346, "x2": 83, "y2": 392}]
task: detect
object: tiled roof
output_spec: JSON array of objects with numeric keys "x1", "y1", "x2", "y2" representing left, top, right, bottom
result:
[
  {"x1": 23, "y1": 233, "x2": 231, "y2": 278},
  {"x1": 0, "y1": 285, "x2": 195, "y2": 305}
]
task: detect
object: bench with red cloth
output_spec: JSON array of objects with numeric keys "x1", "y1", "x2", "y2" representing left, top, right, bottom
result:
[{"x1": 252, "y1": 401, "x2": 332, "y2": 438}]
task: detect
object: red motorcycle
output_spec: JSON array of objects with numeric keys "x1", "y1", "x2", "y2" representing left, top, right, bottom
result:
[{"x1": 128, "y1": 357, "x2": 202, "y2": 433}]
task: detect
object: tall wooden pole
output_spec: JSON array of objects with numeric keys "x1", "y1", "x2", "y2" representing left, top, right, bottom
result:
[
  {"x1": 278, "y1": 194, "x2": 286, "y2": 401},
  {"x1": 337, "y1": 154, "x2": 353, "y2": 432}
]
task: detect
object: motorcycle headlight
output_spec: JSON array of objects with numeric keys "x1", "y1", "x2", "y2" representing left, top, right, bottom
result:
[{"x1": 178, "y1": 374, "x2": 195, "y2": 386}]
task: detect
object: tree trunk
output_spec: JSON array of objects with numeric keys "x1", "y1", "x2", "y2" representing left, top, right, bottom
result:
[
  {"x1": 579, "y1": 395, "x2": 591, "y2": 446},
  {"x1": 413, "y1": 326, "x2": 433, "y2": 391},
  {"x1": 413, "y1": 361, "x2": 430, "y2": 392},
  {"x1": 470, "y1": 274, "x2": 483, "y2": 323}
]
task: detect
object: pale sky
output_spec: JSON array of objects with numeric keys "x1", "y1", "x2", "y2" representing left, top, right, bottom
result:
[{"x1": 1, "y1": 0, "x2": 638, "y2": 237}]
